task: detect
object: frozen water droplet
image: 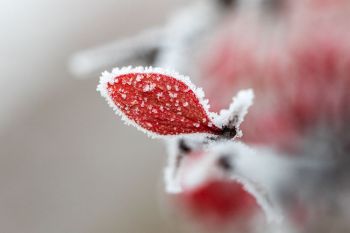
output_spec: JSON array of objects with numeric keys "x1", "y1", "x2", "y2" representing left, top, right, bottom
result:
[
  {"x1": 183, "y1": 102, "x2": 189, "y2": 107},
  {"x1": 193, "y1": 123, "x2": 200, "y2": 128},
  {"x1": 169, "y1": 92, "x2": 177, "y2": 98},
  {"x1": 156, "y1": 92, "x2": 163, "y2": 99},
  {"x1": 136, "y1": 74, "x2": 142, "y2": 82},
  {"x1": 143, "y1": 83, "x2": 156, "y2": 92}
]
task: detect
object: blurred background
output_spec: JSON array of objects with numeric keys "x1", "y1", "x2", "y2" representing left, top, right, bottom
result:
[
  {"x1": 2, "y1": 0, "x2": 350, "y2": 232},
  {"x1": 0, "y1": 0, "x2": 189, "y2": 232}
]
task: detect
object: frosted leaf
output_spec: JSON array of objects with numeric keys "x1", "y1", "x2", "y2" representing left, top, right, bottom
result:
[{"x1": 97, "y1": 66, "x2": 221, "y2": 138}]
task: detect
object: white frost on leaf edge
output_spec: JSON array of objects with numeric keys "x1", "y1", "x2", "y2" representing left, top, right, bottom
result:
[
  {"x1": 97, "y1": 66, "x2": 219, "y2": 138},
  {"x1": 214, "y1": 89, "x2": 254, "y2": 137}
]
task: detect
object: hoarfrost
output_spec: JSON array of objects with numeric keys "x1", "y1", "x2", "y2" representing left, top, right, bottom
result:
[
  {"x1": 169, "y1": 92, "x2": 177, "y2": 98},
  {"x1": 136, "y1": 74, "x2": 142, "y2": 82},
  {"x1": 143, "y1": 83, "x2": 156, "y2": 92},
  {"x1": 214, "y1": 89, "x2": 254, "y2": 137}
]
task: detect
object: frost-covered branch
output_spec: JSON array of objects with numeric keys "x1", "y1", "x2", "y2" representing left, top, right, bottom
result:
[
  {"x1": 69, "y1": 28, "x2": 163, "y2": 77},
  {"x1": 97, "y1": 66, "x2": 284, "y2": 222}
]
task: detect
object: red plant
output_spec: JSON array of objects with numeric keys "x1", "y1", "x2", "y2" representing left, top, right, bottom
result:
[{"x1": 97, "y1": 67, "x2": 269, "y2": 228}]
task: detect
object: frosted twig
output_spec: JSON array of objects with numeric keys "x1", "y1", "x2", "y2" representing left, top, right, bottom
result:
[{"x1": 69, "y1": 28, "x2": 163, "y2": 77}]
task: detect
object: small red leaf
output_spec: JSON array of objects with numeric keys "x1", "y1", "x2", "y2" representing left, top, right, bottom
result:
[{"x1": 98, "y1": 67, "x2": 222, "y2": 137}]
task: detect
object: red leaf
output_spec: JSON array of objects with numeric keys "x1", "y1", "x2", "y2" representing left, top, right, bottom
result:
[{"x1": 98, "y1": 67, "x2": 222, "y2": 137}]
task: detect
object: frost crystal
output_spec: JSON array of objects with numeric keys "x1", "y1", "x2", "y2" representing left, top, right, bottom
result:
[{"x1": 143, "y1": 83, "x2": 156, "y2": 92}]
